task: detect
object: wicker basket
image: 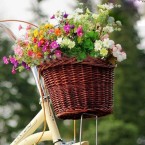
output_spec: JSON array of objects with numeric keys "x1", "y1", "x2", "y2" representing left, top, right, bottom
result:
[{"x1": 39, "y1": 57, "x2": 115, "y2": 120}]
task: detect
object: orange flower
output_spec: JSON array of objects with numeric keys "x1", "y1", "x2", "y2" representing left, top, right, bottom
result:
[
  {"x1": 54, "y1": 28, "x2": 61, "y2": 36},
  {"x1": 40, "y1": 39, "x2": 45, "y2": 45},
  {"x1": 36, "y1": 52, "x2": 43, "y2": 59}
]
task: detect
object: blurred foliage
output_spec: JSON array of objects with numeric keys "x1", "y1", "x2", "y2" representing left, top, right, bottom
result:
[
  {"x1": 98, "y1": 118, "x2": 138, "y2": 145},
  {"x1": 0, "y1": 33, "x2": 40, "y2": 144},
  {"x1": 110, "y1": 0, "x2": 145, "y2": 139}
]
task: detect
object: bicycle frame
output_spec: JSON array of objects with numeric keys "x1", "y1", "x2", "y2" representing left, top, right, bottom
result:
[
  {"x1": 10, "y1": 66, "x2": 89, "y2": 145},
  {"x1": 0, "y1": 21, "x2": 89, "y2": 145}
]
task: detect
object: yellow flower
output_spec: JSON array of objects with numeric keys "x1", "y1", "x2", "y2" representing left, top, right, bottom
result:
[
  {"x1": 27, "y1": 44, "x2": 31, "y2": 49},
  {"x1": 39, "y1": 35, "x2": 44, "y2": 40},
  {"x1": 45, "y1": 23, "x2": 54, "y2": 29},
  {"x1": 33, "y1": 45, "x2": 38, "y2": 52},
  {"x1": 100, "y1": 48, "x2": 108, "y2": 57},
  {"x1": 45, "y1": 24, "x2": 50, "y2": 29},
  {"x1": 39, "y1": 30, "x2": 44, "y2": 35},
  {"x1": 33, "y1": 29, "x2": 38, "y2": 37}
]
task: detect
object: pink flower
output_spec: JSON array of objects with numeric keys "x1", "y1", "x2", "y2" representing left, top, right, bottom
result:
[
  {"x1": 50, "y1": 15, "x2": 55, "y2": 19},
  {"x1": 64, "y1": 24, "x2": 71, "y2": 33},
  {"x1": 101, "y1": 34, "x2": 109, "y2": 40},
  {"x1": 10, "y1": 57, "x2": 18, "y2": 67},
  {"x1": 50, "y1": 41, "x2": 59, "y2": 49},
  {"x1": 14, "y1": 45, "x2": 23, "y2": 57},
  {"x1": 25, "y1": 33, "x2": 29, "y2": 40},
  {"x1": 38, "y1": 41, "x2": 42, "y2": 47},
  {"x1": 24, "y1": 41, "x2": 29, "y2": 45},
  {"x1": 112, "y1": 45, "x2": 127, "y2": 62},
  {"x1": 55, "y1": 50, "x2": 62, "y2": 58},
  {"x1": 42, "y1": 46, "x2": 47, "y2": 52},
  {"x1": 121, "y1": 51, "x2": 127, "y2": 60},
  {"x1": 48, "y1": 29, "x2": 54, "y2": 34},
  {"x1": 12, "y1": 66, "x2": 16, "y2": 74},
  {"x1": 3, "y1": 56, "x2": 9, "y2": 64},
  {"x1": 77, "y1": 26, "x2": 83, "y2": 37},
  {"x1": 18, "y1": 25, "x2": 22, "y2": 31},
  {"x1": 26, "y1": 25, "x2": 31, "y2": 30}
]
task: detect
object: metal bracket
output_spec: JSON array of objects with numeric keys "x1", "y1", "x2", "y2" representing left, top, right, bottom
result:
[
  {"x1": 61, "y1": 141, "x2": 75, "y2": 145},
  {"x1": 79, "y1": 113, "x2": 98, "y2": 145}
]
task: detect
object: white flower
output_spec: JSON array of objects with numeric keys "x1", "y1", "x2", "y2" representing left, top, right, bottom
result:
[
  {"x1": 73, "y1": 14, "x2": 84, "y2": 22},
  {"x1": 100, "y1": 48, "x2": 108, "y2": 57},
  {"x1": 68, "y1": 41, "x2": 75, "y2": 49},
  {"x1": 103, "y1": 3, "x2": 114, "y2": 10},
  {"x1": 117, "y1": 52, "x2": 127, "y2": 62},
  {"x1": 112, "y1": 45, "x2": 126, "y2": 62},
  {"x1": 56, "y1": 38, "x2": 63, "y2": 44},
  {"x1": 103, "y1": 26, "x2": 114, "y2": 33},
  {"x1": 112, "y1": 46, "x2": 120, "y2": 57},
  {"x1": 103, "y1": 38, "x2": 114, "y2": 48},
  {"x1": 67, "y1": 14, "x2": 73, "y2": 19},
  {"x1": 116, "y1": 44, "x2": 122, "y2": 51},
  {"x1": 75, "y1": 8, "x2": 83, "y2": 13},
  {"x1": 121, "y1": 52, "x2": 127, "y2": 60},
  {"x1": 55, "y1": 11, "x2": 61, "y2": 17},
  {"x1": 61, "y1": 38, "x2": 75, "y2": 49},
  {"x1": 94, "y1": 40, "x2": 102, "y2": 51},
  {"x1": 61, "y1": 38, "x2": 68, "y2": 46},
  {"x1": 92, "y1": 14, "x2": 99, "y2": 19}
]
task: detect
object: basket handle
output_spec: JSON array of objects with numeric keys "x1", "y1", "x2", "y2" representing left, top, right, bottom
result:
[{"x1": 0, "y1": 19, "x2": 38, "y2": 42}]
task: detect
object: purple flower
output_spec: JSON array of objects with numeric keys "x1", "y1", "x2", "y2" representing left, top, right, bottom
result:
[
  {"x1": 63, "y1": 13, "x2": 68, "y2": 18},
  {"x1": 38, "y1": 41, "x2": 42, "y2": 47},
  {"x1": 10, "y1": 57, "x2": 18, "y2": 67},
  {"x1": 50, "y1": 41, "x2": 59, "y2": 49},
  {"x1": 63, "y1": 24, "x2": 71, "y2": 33},
  {"x1": 70, "y1": 25, "x2": 75, "y2": 29},
  {"x1": 50, "y1": 15, "x2": 55, "y2": 19},
  {"x1": 77, "y1": 26, "x2": 83, "y2": 37},
  {"x1": 22, "y1": 61, "x2": 27, "y2": 67},
  {"x1": 9, "y1": 57, "x2": 16, "y2": 63},
  {"x1": 22, "y1": 61, "x2": 30, "y2": 70},
  {"x1": 55, "y1": 50, "x2": 62, "y2": 58},
  {"x1": 3, "y1": 56, "x2": 9, "y2": 64},
  {"x1": 26, "y1": 66, "x2": 30, "y2": 70},
  {"x1": 42, "y1": 46, "x2": 47, "y2": 52},
  {"x1": 45, "y1": 41, "x2": 49, "y2": 46},
  {"x1": 12, "y1": 66, "x2": 16, "y2": 74}
]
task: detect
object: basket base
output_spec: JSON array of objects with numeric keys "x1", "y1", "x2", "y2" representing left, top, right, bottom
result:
[{"x1": 56, "y1": 108, "x2": 113, "y2": 120}]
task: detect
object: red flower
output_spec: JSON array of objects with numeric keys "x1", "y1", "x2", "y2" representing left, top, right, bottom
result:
[{"x1": 27, "y1": 50, "x2": 34, "y2": 57}]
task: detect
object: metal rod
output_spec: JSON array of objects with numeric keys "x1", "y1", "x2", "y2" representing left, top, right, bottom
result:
[
  {"x1": 74, "y1": 120, "x2": 76, "y2": 143},
  {"x1": 79, "y1": 113, "x2": 98, "y2": 145},
  {"x1": 96, "y1": 116, "x2": 98, "y2": 145},
  {"x1": 31, "y1": 66, "x2": 62, "y2": 145},
  {"x1": 79, "y1": 114, "x2": 83, "y2": 145}
]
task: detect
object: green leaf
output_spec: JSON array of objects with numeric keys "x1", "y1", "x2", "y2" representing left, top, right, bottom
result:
[
  {"x1": 18, "y1": 66, "x2": 25, "y2": 72},
  {"x1": 77, "y1": 37, "x2": 82, "y2": 43}
]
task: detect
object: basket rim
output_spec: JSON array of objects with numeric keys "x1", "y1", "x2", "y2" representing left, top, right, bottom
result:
[{"x1": 38, "y1": 56, "x2": 115, "y2": 72}]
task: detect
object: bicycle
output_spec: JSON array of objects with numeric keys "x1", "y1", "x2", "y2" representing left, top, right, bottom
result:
[
  {"x1": 10, "y1": 66, "x2": 90, "y2": 145},
  {"x1": 0, "y1": 21, "x2": 98, "y2": 145}
]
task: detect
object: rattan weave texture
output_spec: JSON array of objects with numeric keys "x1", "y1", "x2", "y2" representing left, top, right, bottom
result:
[{"x1": 39, "y1": 57, "x2": 115, "y2": 119}]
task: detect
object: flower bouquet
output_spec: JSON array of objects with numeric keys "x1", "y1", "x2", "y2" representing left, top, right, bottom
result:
[{"x1": 3, "y1": 3, "x2": 126, "y2": 119}]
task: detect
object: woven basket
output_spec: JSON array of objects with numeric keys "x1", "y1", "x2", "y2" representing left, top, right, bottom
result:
[{"x1": 39, "y1": 57, "x2": 115, "y2": 120}]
